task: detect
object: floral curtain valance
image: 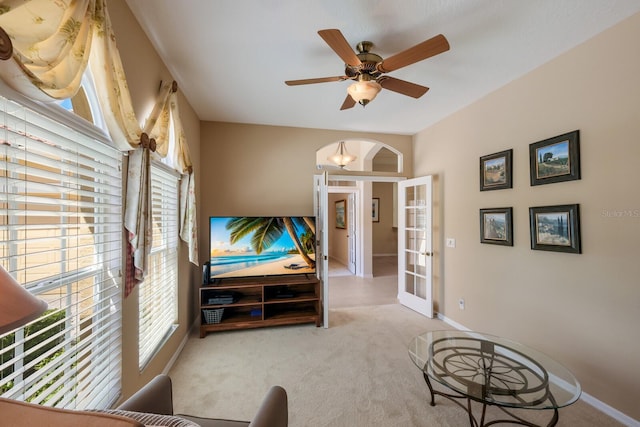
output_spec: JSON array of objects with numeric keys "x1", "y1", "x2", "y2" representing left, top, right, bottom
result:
[
  {"x1": 0, "y1": 0, "x2": 199, "y2": 295},
  {"x1": 0, "y1": 0, "x2": 93, "y2": 99},
  {"x1": 0, "y1": 0, "x2": 141, "y2": 151}
]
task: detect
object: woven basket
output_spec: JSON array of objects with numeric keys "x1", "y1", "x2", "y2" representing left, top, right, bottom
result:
[{"x1": 203, "y1": 308, "x2": 224, "y2": 324}]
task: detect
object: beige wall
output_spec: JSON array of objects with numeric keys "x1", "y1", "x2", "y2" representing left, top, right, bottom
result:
[
  {"x1": 372, "y1": 182, "x2": 397, "y2": 255},
  {"x1": 108, "y1": 0, "x2": 202, "y2": 400},
  {"x1": 413, "y1": 12, "x2": 640, "y2": 420},
  {"x1": 199, "y1": 121, "x2": 412, "y2": 260}
]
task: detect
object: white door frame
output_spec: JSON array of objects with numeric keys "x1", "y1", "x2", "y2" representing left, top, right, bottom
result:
[
  {"x1": 313, "y1": 173, "x2": 329, "y2": 327},
  {"x1": 347, "y1": 193, "x2": 356, "y2": 274}
]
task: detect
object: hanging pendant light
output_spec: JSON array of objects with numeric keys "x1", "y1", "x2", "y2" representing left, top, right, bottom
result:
[{"x1": 328, "y1": 141, "x2": 357, "y2": 168}]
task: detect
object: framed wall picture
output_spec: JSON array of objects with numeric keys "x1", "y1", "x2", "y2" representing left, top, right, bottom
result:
[
  {"x1": 335, "y1": 199, "x2": 346, "y2": 229},
  {"x1": 529, "y1": 130, "x2": 580, "y2": 186},
  {"x1": 480, "y1": 207, "x2": 513, "y2": 246},
  {"x1": 529, "y1": 204, "x2": 581, "y2": 253},
  {"x1": 480, "y1": 149, "x2": 513, "y2": 191},
  {"x1": 372, "y1": 198, "x2": 380, "y2": 222}
]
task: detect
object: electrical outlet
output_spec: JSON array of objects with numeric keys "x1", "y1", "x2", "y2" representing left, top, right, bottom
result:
[
  {"x1": 458, "y1": 298, "x2": 465, "y2": 310},
  {"x1": 446, "y1": 238, "x2": 456, "y2": 248}
]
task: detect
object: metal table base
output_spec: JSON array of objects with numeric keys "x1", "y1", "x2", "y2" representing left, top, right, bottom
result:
[{"x1": 422, "y1": 371, "x2": 559, "y2": 427}]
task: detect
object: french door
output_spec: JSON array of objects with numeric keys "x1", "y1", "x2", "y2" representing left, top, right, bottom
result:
[
  {"x1": 398, "y1": 176, "x2": 434, "y2": 318},
  {"x1": 314, "y1": 173, "x2": 329, "y2": 327}
]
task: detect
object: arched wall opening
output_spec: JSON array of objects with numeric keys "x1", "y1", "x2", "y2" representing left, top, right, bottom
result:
[{"x1": 316, "y1": 139, "x2": 403, "y2": 173}]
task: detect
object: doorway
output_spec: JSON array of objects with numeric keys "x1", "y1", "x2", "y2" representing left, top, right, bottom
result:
[
  {"x1": 327, "y1": 188, "x2": 358, "y2": 276},
  {"x1": 315, "y1": 139, "x2": 406, "y2": 325},
  {"x1": 324, "y1": 179, "x2": 403, "y2": 312},
  {"x1": 328, "y1": 181, "x2": 399, "y2": 308}
]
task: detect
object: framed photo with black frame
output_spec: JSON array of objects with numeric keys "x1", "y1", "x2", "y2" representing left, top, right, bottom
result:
[
  {"x1": 479, "y1": 207, "x2": 513, "y2": 246},
  {"x1": 529, "y1": 204, "x2": 581, "y2": 253},
  {"x1": 480, "y1": 149, "x2": 513, "y2": 191},
  {"x1": 372, "y1": 198, "x2": 380, "y2": 222},
  {"x1": 529, "y1": 130, "x2": 580, "y2": 186}
]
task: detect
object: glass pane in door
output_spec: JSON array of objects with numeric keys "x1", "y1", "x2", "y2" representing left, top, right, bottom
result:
[
  {"x1": 405, "y1": 186, "x2": 415, "y2": 205},
  {"x1": 404, "y1": 272, "x2": 415, "y2": 294},
  {"x1": 415, "y1": 274, "x2": 427, "y2": 299},
  {"x1": 415, "y1": 185, "x2": 426, "y2": 206}
]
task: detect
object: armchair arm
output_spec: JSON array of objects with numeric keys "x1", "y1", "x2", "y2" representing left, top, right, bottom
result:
[
  {"x1": 117, "y1": 374, "x2": 174, "y2": 415},
  {"x1": 248, "y1": 385, "x2": 288, "y2": 427}
]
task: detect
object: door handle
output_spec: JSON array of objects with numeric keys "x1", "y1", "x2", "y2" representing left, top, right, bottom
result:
[{"x1": 423, "y1": 252, "x2": 432, "y2": 256}]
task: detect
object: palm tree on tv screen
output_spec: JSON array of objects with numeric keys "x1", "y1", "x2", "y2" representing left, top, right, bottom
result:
[{"x1": 226, "y1": 217, "x2": 316, "y2": 268}]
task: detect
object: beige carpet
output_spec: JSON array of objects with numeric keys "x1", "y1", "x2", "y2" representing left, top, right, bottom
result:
[{"x1": 168, "y1": 304, "x2": 623, "y2": 426}]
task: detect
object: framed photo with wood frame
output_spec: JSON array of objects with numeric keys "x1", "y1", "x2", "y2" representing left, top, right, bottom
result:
[
  {"x1": 372, "y1": 198, "x2": 380, "y2": 222},
  {"x1": 529, "y1": 130, "x2": 580, "y2": 186},
  {"x1": 480, "y1": 207, "x2": 513, "y2": 246},
  {"x1": 529, "y1": 204, "x2": 581, "y2": 253},
  {"x1": 480, "y1": 149, "x2": 513, "y2": 191},
  {"x1": 335, "y1": 199, "x2": 346, "y2": 229}
]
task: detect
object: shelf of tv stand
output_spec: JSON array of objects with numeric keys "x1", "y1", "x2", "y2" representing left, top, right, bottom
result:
[{"x1": 199, "y1": 274, "x2": 322, "y2": 337}]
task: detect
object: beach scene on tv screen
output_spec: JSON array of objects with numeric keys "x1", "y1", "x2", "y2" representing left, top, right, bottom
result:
[{"x1": 210, "y1": 216, "x2": 316, "y2": 278}]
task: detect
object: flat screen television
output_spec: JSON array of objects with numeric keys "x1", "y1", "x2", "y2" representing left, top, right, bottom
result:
[{"x1": 208, "y1": 216, "x2": 316, "y2": 281}]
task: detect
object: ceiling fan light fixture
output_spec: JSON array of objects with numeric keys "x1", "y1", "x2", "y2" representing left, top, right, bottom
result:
[
  {"x1": 328, "y1": 141, "x2": 357, "y2": 168},
  {"x1": 347, "y1": 79, "x2": 381, "y2": 107}
]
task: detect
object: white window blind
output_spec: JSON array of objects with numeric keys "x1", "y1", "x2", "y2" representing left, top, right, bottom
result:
[
  {"x1": 138, "y1": 162, "x2": 178, "y2": 369},
  {"x1": 0, "y1": 92, "x2": 123, "y2": 409}
]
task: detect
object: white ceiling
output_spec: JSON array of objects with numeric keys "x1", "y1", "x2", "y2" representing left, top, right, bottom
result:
[{"x1": 125, "y1": 0, "x2": 640, "y2": 135}]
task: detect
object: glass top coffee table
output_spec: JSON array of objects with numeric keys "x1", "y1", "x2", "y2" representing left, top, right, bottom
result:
[{"x1": 408, "y1": 330, "x2": 581, "y2": 427}]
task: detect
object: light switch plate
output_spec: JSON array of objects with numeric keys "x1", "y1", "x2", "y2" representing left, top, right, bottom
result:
[{"x1": 446, "y1": 238, "x2": 456, "y2": 248}]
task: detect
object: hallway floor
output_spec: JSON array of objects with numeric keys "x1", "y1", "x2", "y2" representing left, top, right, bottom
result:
[{"x1": 328, "y1": 256, "x2": 399, "y2": 309}]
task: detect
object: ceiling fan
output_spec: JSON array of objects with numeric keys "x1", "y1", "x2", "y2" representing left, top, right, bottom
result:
[{"x1": 285, "y1": 29, "x2": 450, "y2": 110}]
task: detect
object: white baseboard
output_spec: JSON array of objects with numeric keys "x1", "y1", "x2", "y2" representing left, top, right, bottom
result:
[
  {"x1": 580, "y1": 392, "x2": 639, "y2": 427},
  {"x1": 162, "y1": 318, "x2": 198, "y2": 375},
  {"x1": 436, "y1": 313, "x2": 639, "y2": 427},
  {"x1": 436, "y1": 312, "x2": 470, "y2": 331}
]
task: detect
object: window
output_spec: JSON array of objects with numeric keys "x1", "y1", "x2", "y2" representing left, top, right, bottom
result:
[
  {"x1": 0, "y1": 89, "x2": 123, "y2": 409},
  {"x1": 54, "y1": 72, "x2": 108, "y2": 135},
  {"x1": 138, "y1": 162, "x2": 179, "y2": 369}
]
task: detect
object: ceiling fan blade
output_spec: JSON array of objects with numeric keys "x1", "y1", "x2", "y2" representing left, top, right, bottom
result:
[
  {"x1": 285, "y1": 76, "x2": 347, "y2": 86},
  {"x1": 379, "y1": 76, "x2": 429, "y2": 98},
  {"x1": 340, "y1": 95, "x2": 356, "y2": 110},
  {"x1": 318, "y1": 29, "x2": 362, "y2": 67},
  {"x1": 377, "y1": 34, "x2": 449, "y2": 73}
]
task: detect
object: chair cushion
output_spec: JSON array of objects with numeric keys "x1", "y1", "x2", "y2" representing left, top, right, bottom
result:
[
  {"x1": 92, "y1": 409, "x2": 201, "y2": 426},
  {"x1": 0, "y1": 397, "x2": 144, "y2": 427}
]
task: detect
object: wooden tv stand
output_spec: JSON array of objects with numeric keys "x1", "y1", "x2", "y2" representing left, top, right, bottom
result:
[{"x1": 199, "y1": 274, "x2": 322, "y2": 338}]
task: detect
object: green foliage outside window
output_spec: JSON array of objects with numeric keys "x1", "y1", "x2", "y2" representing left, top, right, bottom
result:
[{"x1": 0, "y1": 310, "x2": 65, "y2": 398}]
